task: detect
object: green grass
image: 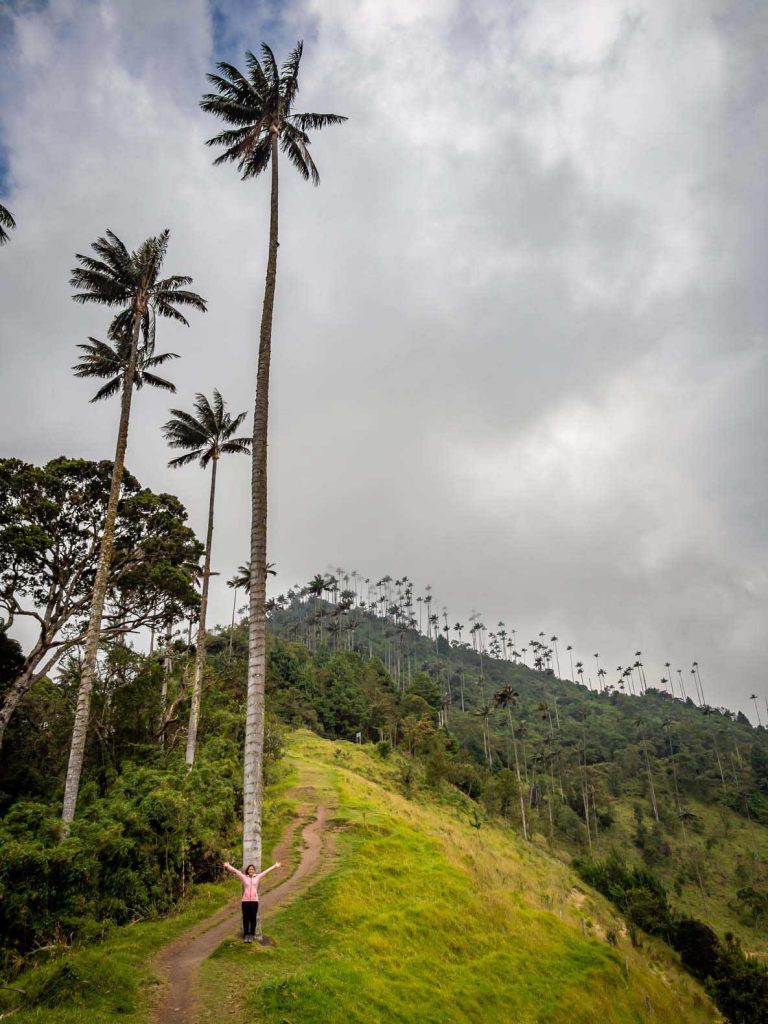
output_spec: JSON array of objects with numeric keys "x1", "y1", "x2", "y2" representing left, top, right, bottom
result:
[
  {"x1": 0, "y1": 763, "x2": 297, "y2": 1023},
  {"x1": 198, "y1": 733, "x2": 719, "y2": 1024}
]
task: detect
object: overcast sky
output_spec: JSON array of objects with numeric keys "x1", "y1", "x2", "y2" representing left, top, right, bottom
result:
[{"x1": 0, "y1": 0, "x2": 766, "y2": 718}]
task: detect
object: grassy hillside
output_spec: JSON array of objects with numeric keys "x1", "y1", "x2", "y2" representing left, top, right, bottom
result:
[
  {"x1": 198, "y1": 731, "x2": 719, "y2": 1024},
  {"x1": 261, "y1": 598, "x2": 768, "y2": 955}
]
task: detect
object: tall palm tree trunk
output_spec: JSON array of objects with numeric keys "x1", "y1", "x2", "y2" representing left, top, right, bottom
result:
[
  {"x1": 160, "y1": 609, "x2": 173, "y2": 745},
  {"x1": 641, "y1": 734, "x2": 660, "y2": 823},
  {"x1": 61, "y1": 312, "x2": 142, "y2": 832},
  {"x1": 185, "y1": 456, "x2": 218, "y2": 767},
  {"x1": 228, "y1": 585, "x2": 238, "y2": 661},
  {"x1": 507, "y1": 708, "x2": 529, "y2": 842},
  {"x1": 243, "y1": 134, "x2": 279, "y2": 870}
]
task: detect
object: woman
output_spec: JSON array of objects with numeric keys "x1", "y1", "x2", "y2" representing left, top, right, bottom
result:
[{"x1": 223, "y1": 858, "x2": 281, "y2": 942}]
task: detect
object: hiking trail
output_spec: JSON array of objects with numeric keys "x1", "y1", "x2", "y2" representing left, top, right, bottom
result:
[{"x1": 151, "y1": 763, "x2": 334, "y2": 1023}]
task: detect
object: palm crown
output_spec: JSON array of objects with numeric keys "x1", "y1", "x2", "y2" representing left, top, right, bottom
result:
[
  {"x1": 228, "y1": 561, "x2": 275, "y2": 593},
  {"x1": 0, "y1": 203, "x2": 16, "y2": 245},
  {"x1": 73, "y1": 318, "x2": 178, "y2": 402},
  {"x1": 70, "y1": 228, "x2": 206, "y2": 327},
  {"x1": 229, "y1": 564, "x2": 252, "y2": 593},
  {"x1": 200, "y1": 41, "x2": 347, "y2": 184},
  {"x1": 163, "y1": 389, "x2": 251, "y2": 468}
]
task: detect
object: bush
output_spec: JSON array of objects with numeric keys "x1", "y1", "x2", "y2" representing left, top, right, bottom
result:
[
  {"x1": 672, "y1": 918, "x2": 720, "y2": 980},
  {"x1": 574, "y1": 849, "x2": 674, "y2": 940},
  {"x1": 0, "y1": 754, "x2": 241, "y2": 977}
]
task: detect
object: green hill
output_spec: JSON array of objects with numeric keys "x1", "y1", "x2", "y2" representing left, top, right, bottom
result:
[
  {"x1": 198, "y1": 731, "x2": 717, "y2": 1024},
  {"x1": 258, "y1": 593, "x2": 768, "y2": 955}
]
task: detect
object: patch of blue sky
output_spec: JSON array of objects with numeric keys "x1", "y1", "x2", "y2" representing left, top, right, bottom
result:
[
  {"x1": 0, "y1": 4, "x2": 16, "y2": 199},
  {"x1": 0, "y1": 142, "x2": 11, "y2": 199},
  {"x1": 209, "y1": 0, "x2": 317, "y2": 65}
]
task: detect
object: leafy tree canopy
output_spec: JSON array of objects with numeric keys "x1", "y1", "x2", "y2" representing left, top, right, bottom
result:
[{"x1": 0, "y1": 457, "x2": 202, "y2": 742}]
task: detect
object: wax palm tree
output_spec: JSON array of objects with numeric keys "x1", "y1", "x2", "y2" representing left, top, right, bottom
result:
[
  {"x1": 750, "y1": 694, "x2": 762, "y2": 727},
  {"x1": 550, "y1": 636, "x2": 561, "y2": 677},
  {"x1": 676, "y1": 668, "x2": 687, "y2": 700},
  {"x1": 73, "y1": 317, "x2": 178, "y2": 399},
  {"x1": 473, "y1": 702, "x2": 494, "y2": 769},
  {"x1": 62, "y1": 229, "x2": 206, "y2": 830},
  {"x1": 0, "y1": 202, "x2": 16, "y2": 245},
  {"x1": 634, "y1": 718, "x2": 660, "y2": 823},
  {"x1": 664, "y1": 661, "x2": 675, "y2": 697},
  {"x1": 692, "y1": 661, "x2": 706, "y2": 704},
  {"x1": 75, "y1": 318, "x2": 177, "y2": 661},
  {"x1": 201, "y1": 42, "x2": 346, "y2": 869},
  {"x1": 228, "y1": 567, "x2": 250, "y2": 642},
  {"x1": 493, "y1": 685, "x2": 528, "y2": 841},
  {"x1": 230, "y1": 560, "x2": 275, "y2": 596},
  {"x1": 163, "y1": 390, "x2": 250, "y2": 766}
]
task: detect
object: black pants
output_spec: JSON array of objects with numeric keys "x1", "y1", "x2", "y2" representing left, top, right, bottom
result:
[{"x1": 242, "y1": 900, "x2": 259, "y2": 937}]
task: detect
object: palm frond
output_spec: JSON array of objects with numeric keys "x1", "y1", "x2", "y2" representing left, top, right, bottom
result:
[
  {"x1": 223, "y1": 409, "x2": 248, "y2": 436},
  {"x1": 211, "y1": 388, "x2": 224, "y2": 426},
  {"x1": 168, "y1": 449, "x2": 205, "y2": 469},
  {"x1": 165, "y1": 406, "x2": 208, "y2": 432},
  {"x1": 143, "y1": 350, "x2": 179, "y2": 368},
  {"x1": 288, "y1": 112, "x2": 348, "y2": 131},
  {"x1": 219, "y1": 438, "x2": 251, "y2": 456},
  {"x1": 258, "y1": 43, "x2": 280, "y2": 88},
  {"x1": 0, "y1": 202, "x2": 16, "y2": 245},
  {"x1": 281, "y1": 40, "x2": 304, "y2": 111},
  {"x1": 213, "y1": 61, "x2": 255, "y2": 93},
  {"x1": 244, "y1": 50, "x2": 269, "y2": 93},
  {"x1": 281, "y1": 128, "x2": 319, "y2": 185},
  {"x1": 72, "y1": 338, "x2": 123, "y2": 378},
  {"x1": 139, "y1": 371, "x2": 176, "y2": 393},
  {"x1": 151, "y1": 301, "x2": 191, "y2": 326},
  {"x1": 90, "y1": 376, "x2": 123, "y2": 402}
]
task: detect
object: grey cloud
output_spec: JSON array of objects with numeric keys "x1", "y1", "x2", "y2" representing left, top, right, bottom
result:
[{"x1": 0, "y1": 0, "x2": 765, "y2": 718}]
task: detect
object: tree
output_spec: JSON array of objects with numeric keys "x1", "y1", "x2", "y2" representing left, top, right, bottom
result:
[
  {"x1": 73, "y1": 318, "x2": 178, "y2": 400},
  {"x1": 0, "y1": 458, "x2": 202, "y2": 747},
  {"x1": 635, "y1": 718, "x2": 660, "y2": 823},
  {"x1": 751, "y1": 693, "x2": 762, "y2": 727},
  {"x1": 201, "y1": 42, "x2": 346, "y2": 868},
  {"x1": 0, "y1": 203, "x2": 16, "y2": 245},
  {"x1": 408, "y1": 670, "x2": 440, "y2": 709},
  {"x1": 163, "y1": 390, "x2": 250, "y2": 766},
  {"x1": 493, "y1": 684, "x2": 529, "y2": 841},
  {"x1": 62, "y1": 229, "x2": 206, "y2": 830}
]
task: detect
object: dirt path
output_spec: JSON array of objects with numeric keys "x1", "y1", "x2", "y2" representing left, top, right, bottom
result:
[{"x1": 151, "y1": 772, "x2": 333, "y2": 1024}]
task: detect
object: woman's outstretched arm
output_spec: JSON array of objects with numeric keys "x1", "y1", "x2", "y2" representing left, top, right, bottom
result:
[
  {"x1": 255, "y1": 861, "x2": 281, "y2": 882},
  {"x1": 223, "y1": 861, "x2": 247, "y2": 882}
]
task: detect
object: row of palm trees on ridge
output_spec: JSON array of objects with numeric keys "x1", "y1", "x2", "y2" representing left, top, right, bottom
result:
[{"x1": 258, "y1": 568, "x2": 712, "y2": 709}]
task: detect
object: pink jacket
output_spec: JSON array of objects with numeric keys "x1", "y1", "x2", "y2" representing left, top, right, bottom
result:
[{"x1": 223, "y1": 862, "x2": 278, "y2": 901}]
